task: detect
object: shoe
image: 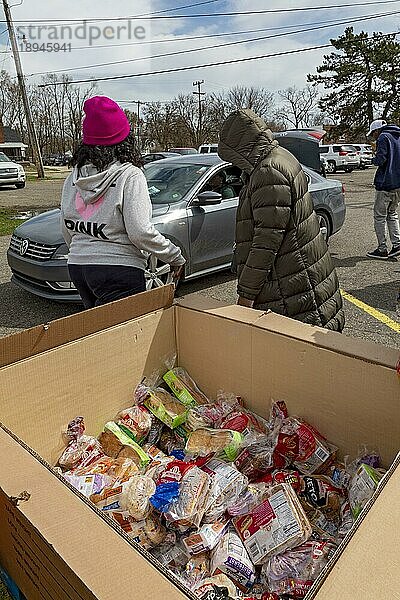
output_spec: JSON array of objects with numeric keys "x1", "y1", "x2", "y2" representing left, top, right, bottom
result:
[
  {"x1": 388, "y1": 245, "x2": 400, "y2": 258},
  {"x1": 366, "y1": 248, "x2": 388, "y2": 259}
]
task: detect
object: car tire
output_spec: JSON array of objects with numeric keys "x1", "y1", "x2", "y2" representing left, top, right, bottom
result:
[
  {"x1": 316, "y1": 211, "x2": 331, "y2": 242},
  {"x1": 326, "y1": 161, "x2": 336, "y2": 174},
  {"x1": 15, "y1": 182, "x2": 25, "y2": 189}
]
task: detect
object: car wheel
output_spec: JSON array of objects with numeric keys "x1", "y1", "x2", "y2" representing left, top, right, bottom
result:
[
  {"x1": 15, "y1": 182, "x2": 25, "y2": 189},
  {"x1": 316, "y1": 211, "x2": 331, "y2": 242},
  {"x1": 145, "y1": 254, "x2": 174, "y2": 290},
  {"x1": 326, "y1": 161, "x2": 336, "y2": 174}
]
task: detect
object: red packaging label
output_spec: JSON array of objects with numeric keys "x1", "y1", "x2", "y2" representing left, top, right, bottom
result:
[
  {"x1": 157, "y1": 460, "x2": 194, "y2": 485},
  {"x1": 221, "y1": 412, "x2": 251, "y2": 433},
  {"x1": 234, "y1": 498, "x2": 276, "y2": 536}
]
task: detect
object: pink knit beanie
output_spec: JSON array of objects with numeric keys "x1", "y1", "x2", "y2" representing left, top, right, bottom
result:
[{"x1": 82, "y1": 96, "x2": 131, "y2": 146}]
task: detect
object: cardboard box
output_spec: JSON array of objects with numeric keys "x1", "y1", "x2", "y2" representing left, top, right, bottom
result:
[{"x1": 0, "y1": 286, "x2": 399, "y2": 600}]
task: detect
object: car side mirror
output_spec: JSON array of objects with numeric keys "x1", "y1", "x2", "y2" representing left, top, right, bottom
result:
[{"x1": 195, "y1": 191, "x2": 223, "y2": 205}]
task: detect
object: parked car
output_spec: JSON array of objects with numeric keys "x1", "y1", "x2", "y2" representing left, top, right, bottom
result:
[
  {"x1": 168, "y1": 147, "x2": 198, "y2": 155},
  {"x1": 199, "y1": 144, "x2": 219, "y2": 154},
  {"x1": 319, "y1": 144, "x2": 360, "y2": 173},
  {"x1": 274, "y1": 129, "x2": 326, "y2": 175},
  {"x1": 43, "y1": 154, "x2": 70, "y2": 166},
  {"x1": 0, "y1": 152, "x2": 26, "y2": 189},
  {"x1": 353, "y1": 144, "x2": 374, "y2": 169},
  {"x1": 7, "y1": 155, "x2": 346, "y2": 303},
  {"x1": 142, "y1": 152, "x2": 181, "y2": 164}
]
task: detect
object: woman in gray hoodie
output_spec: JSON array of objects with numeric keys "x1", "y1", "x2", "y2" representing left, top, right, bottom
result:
[{"x1": 61, "y1": 96, "x2": 185, "y2": 308}]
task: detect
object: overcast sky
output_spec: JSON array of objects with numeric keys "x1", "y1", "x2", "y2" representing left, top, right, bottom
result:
[{"x1": 0, "y1": 0, "x2": 399, "y2": 104}]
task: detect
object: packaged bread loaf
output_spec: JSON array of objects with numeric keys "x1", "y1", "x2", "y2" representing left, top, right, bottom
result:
[
  {"x1": 143, "y1": 387, "x2": 188, "y2": 429},
  {"x1": 165, "y1": 464, "x2": 211, "y2": 531},
  {"x1": 233, "y1": 483, "x2": 312, "y2": 565},
  {"x1": 186, "y1": 428, "x2": 244, "y2": 461},
  {"x1": 163, "y1": 367, "x2": 210, "y2": 406},
  {"x1": 98, "y1": 422, "x2": 150, "y2": 468},
  {"x1": 117, "y1": 405, "x2": 152, "y2": 444}
]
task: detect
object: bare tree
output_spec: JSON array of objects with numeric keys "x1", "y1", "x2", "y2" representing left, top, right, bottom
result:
[{"x1": 276, "y1": 85, "x2": 321, "y2": 129}]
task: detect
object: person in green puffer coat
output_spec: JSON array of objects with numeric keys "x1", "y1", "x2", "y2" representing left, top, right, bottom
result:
[{"x1": 218, "y1": 109, "x2": 345, "y2": 332}]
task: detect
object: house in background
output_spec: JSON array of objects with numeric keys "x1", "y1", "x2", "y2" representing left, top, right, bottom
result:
[{"x1": 0, "y1": 121, "x2": 28, "y2": 161}]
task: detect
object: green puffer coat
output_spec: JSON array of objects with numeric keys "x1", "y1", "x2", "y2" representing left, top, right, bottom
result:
[{"x1": 218, "y1": 109, "x2": 345, "y2": 332}]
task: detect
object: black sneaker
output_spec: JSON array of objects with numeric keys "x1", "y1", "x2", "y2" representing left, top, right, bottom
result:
[
  {"x1": 366, "y1": 248, "x2": 388, "y2": 259},
  {"x1": 388, "y1": 245, "x2": 400, "y2": 258}
]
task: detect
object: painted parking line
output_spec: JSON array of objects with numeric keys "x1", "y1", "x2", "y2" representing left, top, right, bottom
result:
[{"x1": 341, "y1": 290, "x2": 400, "y2": 334}]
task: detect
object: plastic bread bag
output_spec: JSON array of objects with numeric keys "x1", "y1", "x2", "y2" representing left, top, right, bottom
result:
[
  {"x1": 73, "y1": 456, "x2": 140, "y2": 483},
  {"x1": 151, "y1": 540, "x2": 189, "y2": 573},
  {"x1": 58, "y1": 434, "x2": 104, "y2": 472},
  {"x1": 233, "y1": 484, "x2": 312, "y2": 565},
  {"x1": 164, "y1": 464, "x2": 212, "y2": 531},
  {"x1": 276, "y1": 417, "x2": 337, "y2": 476},
  {"x1": 143, "y1": 387, "x2": 189, "y2": 429},
  {"x1": 117, "y1": 405, "x2": 153, "y2": 444},
  {"x1": 194, "y1": 391, "x2": 242, "y2": 428},
  {"x1": 201, "y1": 458, "x2": 248, "y2": 522},
  {"x1": 210, "y1": 527, "x2": 256, "y2": 592},
  {"x1": 186, "y1": 428, "x2": 244, "y2": 461},
  {"x1": 256, "y1": 470, "x2": 302, "y2": 493},
  {"x1": 62, "y1": 416, "x2": 85, "y2": 443},
  {"x1": 111, "y1": 511, "x2": 167, "y2": 548},
  {"x1": 119, "y1": 474, "x2": 156, "y2": 520},
  {"x1": 193, "y1": 574, "x2": 237, "y2": 600},
  {"x1": 234, "y1": 436, "x2": 288, "y2": 482},
  {"x1": 63, "y1": 473, "x2": 112, "y2": 497},
  {"x1": 183, "y1": 520, "x2": 230, "y2": 555},
  {"x1": 163, "y1": 367, "x2": 210, "y2": 406},
  {"x1": 263, "y1": 540, "x2": 336, "y2": 598},
  {"x1": 184, "y1": 552, "x2": 212, "y2": 590},
  {"x1": 299, "y1": 475, "x2": 344, "y2": 522},
  {"x1": 226, "y1": 483, "x2": 269, "y2": 517},
  {"x1": 348, "y1": 462, "x2": 386, "y2": 518},
  {"x1": 98, "y1": 422, "x2": 151, "y2": 468}
]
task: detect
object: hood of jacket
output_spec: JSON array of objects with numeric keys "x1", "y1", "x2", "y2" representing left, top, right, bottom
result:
[
  {"x1": 380, "y1": 125, "x2": 400, "y2": 139},
  {"x1": 73, "y1": 161, "x2": 132, "y2": 204},
  {"x1": 218, "y1": 109, "x2": 278, "y2": 174}
]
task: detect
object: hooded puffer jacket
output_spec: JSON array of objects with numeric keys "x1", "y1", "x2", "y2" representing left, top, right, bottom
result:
[{"x1": 218, "y1": 109, "x2": 344, "y2": 332}]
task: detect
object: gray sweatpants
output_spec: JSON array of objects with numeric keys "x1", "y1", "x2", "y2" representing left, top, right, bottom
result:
[{"x1": 374, "y1": 189, "x2": 400, "y2": 251}]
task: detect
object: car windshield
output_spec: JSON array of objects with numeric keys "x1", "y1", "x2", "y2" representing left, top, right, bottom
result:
[
  {"x1": 0, "y1": 152, "x2": 11, "y2": 162},
  {"x1": 144, "y1": 162, "x2": 210, "y2": 204}
]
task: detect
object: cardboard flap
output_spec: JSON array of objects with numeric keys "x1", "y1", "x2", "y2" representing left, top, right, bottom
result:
[
  {"x1": 314, "y1": 458, "x2": 400, "y2": 600},
  {"x1": 0, "y1": 427, "x2": 187, "y2": 600},
  {"x1": 0, "y1": 285, "x2": 174, "y2": 368}
]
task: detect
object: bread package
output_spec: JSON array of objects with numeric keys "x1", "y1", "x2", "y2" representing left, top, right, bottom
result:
[
  {"x1": 186, "y1": 428, "x2": 243, "y2": 461},
  {"x1": 233, "y1": 484, "x2": 312, "y2": 565},
  {"x1": 163, "y1": 367, "x2": 210, "y2": 406},
  {"x1": 98, "y1": 422, "x2": 150, "y2": 468},
  {"x1": 143, "y1": 387, "x2": 188, "y2": 429}
]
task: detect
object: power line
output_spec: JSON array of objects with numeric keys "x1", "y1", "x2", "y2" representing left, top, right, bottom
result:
[
  {"x1": 28, "y1": 9, "x2": 400, "y2": 77},
  {"x1": 16, "y1": 16, "x2": 370, "y2": 53},
  {"x1": 4, "y1": 0, "x2": 400, "y2": 24},
  {"x1": 136, "y1": 0, "x2": 223, "y2": 17},
  {"x1": 38, "y1": 30, "x2": 400, "y2": 87}
]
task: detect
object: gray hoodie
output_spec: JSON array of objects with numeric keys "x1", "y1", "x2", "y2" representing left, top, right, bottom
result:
[{"x1": 61, "y1": 161, "x2": 185, "y2": 269}]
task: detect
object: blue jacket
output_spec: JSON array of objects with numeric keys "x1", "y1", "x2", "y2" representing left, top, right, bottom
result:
[{"x1": 373, "y1": 125, "x2": 400, "y2": 191}]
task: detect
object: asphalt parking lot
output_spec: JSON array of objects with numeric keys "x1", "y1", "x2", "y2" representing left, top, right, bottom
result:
[{"x1": 0, "y1": 168, "x2": 399, "y2": 349}]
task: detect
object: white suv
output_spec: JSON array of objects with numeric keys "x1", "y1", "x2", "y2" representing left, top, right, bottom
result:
[
  {"x1": 319, "y1": 144, "x2": 360, "y2": 174},
  {"x1": 353, "y1": 144, "x2": 374, "y2": 169},
  {"x1": 0, "y1": 152, "x2": 26, "y2": 189}
]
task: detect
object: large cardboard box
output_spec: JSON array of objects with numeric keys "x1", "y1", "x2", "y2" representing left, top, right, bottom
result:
[{"x1": 0, "y1": 286, "x2": 399, "y2": 600}]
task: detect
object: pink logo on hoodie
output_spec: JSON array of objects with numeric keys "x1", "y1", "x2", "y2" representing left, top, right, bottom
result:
[{"x1": 75, "y1": 191, "x2": 105, "y2": 221}]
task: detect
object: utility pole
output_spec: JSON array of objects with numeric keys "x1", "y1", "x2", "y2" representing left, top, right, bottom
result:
[
  {"x1": 135, "y1": 100, "x2": 147, "y2": 153},
  {"x1": 2, "y1": 0, "x2": 44, "y2": 178},
  {"x1": 193, "y1": 80, "x2": 205, "y2": 146}
]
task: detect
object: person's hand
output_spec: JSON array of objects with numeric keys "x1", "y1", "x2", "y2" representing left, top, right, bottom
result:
[
  {"x1": 237, "y1": 296, "x2": 254, "y2": 308},
  {"x1": 171, "y1": 265, "x2": 184, "y2": 283}
]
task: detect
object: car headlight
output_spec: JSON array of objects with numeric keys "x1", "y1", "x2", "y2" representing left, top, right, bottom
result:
[{"x1": 53, "y1": 243, "x2": 69, "y2": 260}]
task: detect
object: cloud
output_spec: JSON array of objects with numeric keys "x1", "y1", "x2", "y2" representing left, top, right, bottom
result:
[{"x1": 0, "y1": 0, "x2": 399, "y2": 103}]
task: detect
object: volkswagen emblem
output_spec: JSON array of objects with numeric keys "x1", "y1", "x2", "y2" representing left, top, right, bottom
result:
[{"x1": 20, "y1": 239, "x2": 29, "y2": 256}]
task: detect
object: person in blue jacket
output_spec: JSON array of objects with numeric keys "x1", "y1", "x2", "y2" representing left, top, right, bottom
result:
[{"x1": 367, "y1": 119, "x2": 400, "y2": 259}]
